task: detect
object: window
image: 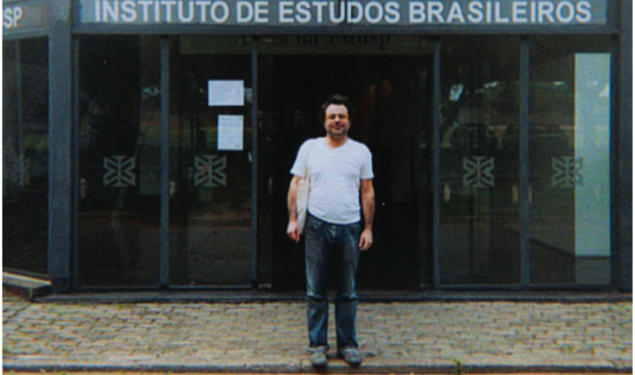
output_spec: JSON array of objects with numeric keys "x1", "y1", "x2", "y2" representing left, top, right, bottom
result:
[
  {"x1": 529, "y1": 36, "x2": 612, "y2": 285},
  {"x1": 440, "y1": 36, "x2": 521, "y2": 285},
  {"x1": 3, "y1": 38, "x2": 49, "y2": 276},
  {"x1": 77, "y1": 36, "x2": 161, "y2": 286}
]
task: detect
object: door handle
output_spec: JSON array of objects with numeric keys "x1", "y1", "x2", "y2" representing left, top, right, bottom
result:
[
  {"x1": 80, "y1": 178, "x2": 87, "y2": 199},
  {"x1": 268, "y1": 177, "x2": 273, "y2": 195},
  {"x1": 512, "y1": 185, "x2": 533, "y2": 204}
]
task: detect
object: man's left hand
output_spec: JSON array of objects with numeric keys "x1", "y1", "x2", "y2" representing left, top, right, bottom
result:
[{"x1": 358, "y1": 228, "x2": 373, "y2": 251}]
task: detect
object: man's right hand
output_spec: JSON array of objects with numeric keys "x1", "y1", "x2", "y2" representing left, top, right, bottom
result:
[{"x1": 287, "y1": 220, "x2": 300, "y2": 243}]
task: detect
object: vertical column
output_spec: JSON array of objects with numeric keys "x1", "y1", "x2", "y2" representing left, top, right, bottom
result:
[
  {"x1": 616, "y1": 0, "x2": 632, "y2": 291},
  {"x1": 251, "y1": 40, "x2": 259, "y2": 288},
  {"x1": 48, "y1": 0, "x2": 72, "y2": 292},
  {"x1": 160, "y1": 37, "x2": 170, "y2": 287},
  {"x1": 520, "y1": 37, "x2": 531, "y2": 288},
  {"x1": 15, "y1": 43, "x2": 23, "y2": 171},
  {"x1": 432, "y1": 38, "x2": 441, "y2": 289},
  {"x1": 71, "y1": 39, "x2": 80, "y2": 290}
]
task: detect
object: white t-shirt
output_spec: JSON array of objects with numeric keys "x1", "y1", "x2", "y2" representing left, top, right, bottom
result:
[{"x1": 290, "y1": 137, "x2": 374, "y2": 225}]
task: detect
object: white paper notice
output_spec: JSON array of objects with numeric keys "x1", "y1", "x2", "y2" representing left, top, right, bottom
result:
[
  {"x1": 208, "y1": 80, "x2": 244, "y2": 106},
  {"x1": 218, "y1": 115, "x2": 243, "y2": 151}
]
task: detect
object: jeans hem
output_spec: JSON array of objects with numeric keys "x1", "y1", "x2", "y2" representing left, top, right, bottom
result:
[{"x1": 307, "y1": 345, "x2": 329, "y2": 354}]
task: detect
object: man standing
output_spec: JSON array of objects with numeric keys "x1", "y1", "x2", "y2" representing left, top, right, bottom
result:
[{"x1": 286, "y1": 94, "x2": 375, "y2": 368}]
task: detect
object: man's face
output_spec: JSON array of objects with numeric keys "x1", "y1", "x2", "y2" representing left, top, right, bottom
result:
[{"x1": 323, "y1": 104, "x2": 351, "y2": 139}]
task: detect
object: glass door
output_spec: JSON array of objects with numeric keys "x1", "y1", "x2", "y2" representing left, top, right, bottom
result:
[
  {"x1": 77, "y1": 36, "x2": 161, "y2": 287},
  {"x1": 439, "y1": 36, "x2": 521, "y2": 285},
  {"x1": 76, "y1": 34, "x2": 430, "y2": 289},
  {"x1": 258, "y1": 36, "x2": 434, "y2": 290},
  {"x1": 167, "y1": 37, "x2": 254, "y2": 286}
]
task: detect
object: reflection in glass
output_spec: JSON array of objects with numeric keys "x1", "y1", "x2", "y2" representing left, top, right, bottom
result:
[
  {"x1": 440, "y1": 36, "x2": 521, "y2": 285},
  {"x1": 529, "y1": 36, "x2": 611, "y2": 285},
  {"x1": 3, "y1": 38, "x2": 49, "y2": 275},
  {"x1": 77, "y1": 36, "x2": 161, "y2": 286},
  {"x1": 168, "y1": 37, "x2": 252, "y2": 285}
]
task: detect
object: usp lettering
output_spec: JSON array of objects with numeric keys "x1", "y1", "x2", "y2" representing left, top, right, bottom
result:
[{"x1": 3, "y1": 6, "x2": 24, "y2": 29}]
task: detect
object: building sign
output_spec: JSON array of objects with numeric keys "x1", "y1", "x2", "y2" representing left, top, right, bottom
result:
[
  {"x1": 3, "y1": 0, "x2": 49, "y2": 33},
  {"x1": 78, "y1": 0, "x2": 608, "y2": 27}
]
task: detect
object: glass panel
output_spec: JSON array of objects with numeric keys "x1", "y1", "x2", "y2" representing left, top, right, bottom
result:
[
  {"x1": 440, "y1": 36, "x2": 521, "y2": 285},
  {"x1": 77, "y1": 36, "x2": 161, "y2": 286},
  {"x1": 257, "y1": 36, "x2": 433, "y2": 290},
  {"x1": 3, "y1": 38, "x2": 49, "y2": 276},
  {"x1": 529, "y1": 36, "x2": 612, "y2": 285},
  {"x1": 168, "y1": 36, "x2": 253, "y2": 285}
]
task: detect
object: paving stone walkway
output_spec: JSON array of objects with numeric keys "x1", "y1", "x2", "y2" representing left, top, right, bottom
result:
[{"x1": 2, "y1": 293, "x2": 632, "y2": 373}]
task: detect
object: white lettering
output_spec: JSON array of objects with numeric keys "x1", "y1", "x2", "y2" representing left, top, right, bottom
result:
[
  {"x1": 365, "y1": 2, "x2": 383, "y2": 24},
  {"x1": 139, "y1": 0, "x2": 153, "y2": 22},
  {"x1": 14, "y1": 6, "x2": 24, "y2": 26},
  {"x1": 556, "y1": 1, "x2": 575, "y2": 23},
  {"x1": 254, "y1": 1, "x2": 268, "y2": 22},
  {"x1": 121, "y1": 0, "x2": 137, "y2": 22},
  {"x1": 154, "y1": 0, "x2": 161, "y2": 22},
  {"x1": 210, "y1": 1, "x2": 229, "y2": 23},
  {"x1": 329, "y1": 1, "x2": 345, "y2": 23},
  {"x1": 347, "y1": 1, "x2": 363, "y2": 23},
  {"x1": 296, "y1": 1, "x2": 311, "y2": 23},
  {"x1": 178, "y1": 0, "x2": 195, "y2": 22},
  {"x1": 530, "y1": 0, "x2": 537, "y2": 22},
  {"x1": 81, "y1": 0, "x2": 598, "y2": 26},
  {"x1": 494, "y1": 1, "x2": 509, "y2": 23},
  {"x1": 95, "y1": 0, "x2": 101, "y2": 22},
  {"x1": 195, "y1": 1, "x2": 209, "y2": 22},
  {"x1": 447, "y1": 2, "x2": 465, "y2": 23},
  {"x1": 467, "y1": 1, "x2": 484, "y2": 23},
  {"x1": 14, "y1": 6, "x2": 24, "y2": 27},
  {"x1": 103, "y1": 0, "x2": 119, "y2": 22},
  {"x1": 279, "y1": 1, "x2": 294, "y2": 23},
  {"x1": 237, "y1": 1, "x2": 253, "y2": 22},
  {"x1": 512, "y1": 1, "x2": 528, "y2": 23},
  {"x1": 385, "y1": 1, "x2": 400, "y2": 23},
  {"x1": 3, "y1": 8, "x2": 12, "y2": 29},
  {"x1": 409, "y1": 1, "x2": 425, "y2": 23},
  {"x1": 576, "y1": 1, "x2": 592, "y2": 23},
  {"x1": 538, "y1": 1, "x2": 555, "y2": 23},
  {"x1": 313, "y1": 1, "x2": 327, "y2": 23},
  {"x1": 428, "y1": 1, "x2": 444, "y2": 23},
  {"x1": 161, "y1": 0, "x2": 176, "y2": 22}
]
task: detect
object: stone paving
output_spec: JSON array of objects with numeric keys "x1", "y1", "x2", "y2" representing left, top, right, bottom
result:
[{"x1": 2, "y1": 293, "x2": 632, "y2": 373}]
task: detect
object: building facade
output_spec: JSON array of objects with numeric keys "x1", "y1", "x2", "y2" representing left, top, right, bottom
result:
[{"x1": 3, "y1": 0, "x2": 632, "y2": 293}]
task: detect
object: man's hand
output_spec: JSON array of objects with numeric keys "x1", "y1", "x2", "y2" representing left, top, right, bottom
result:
[
  {"x1": 287, "y1": 219, "x2": 301, "y2": 243},
  {"x1": 359, "y1": 178, "x2": 374, "y2": 251},
  {"x1": 287, "y1": 176, "x2": 302, "y2": 243},
  {"x1": 358, "y1": 228, "x2": 373, "y2": 251}
]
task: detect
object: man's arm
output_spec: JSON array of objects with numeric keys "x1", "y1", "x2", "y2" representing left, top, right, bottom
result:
[
  {"x1": 359, "y1": 178, "x2": 375, "y2": 251},
  {"x1": 286, "y1": 176, "x2": 302, "y2": 242}
]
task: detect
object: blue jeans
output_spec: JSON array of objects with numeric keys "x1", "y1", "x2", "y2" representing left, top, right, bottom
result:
[{"x1": 305, "y1": 212, "x2": 361, "y2": 353}]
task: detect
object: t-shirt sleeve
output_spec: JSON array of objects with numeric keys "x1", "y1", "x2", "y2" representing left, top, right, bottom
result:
[
  {"x1": 361, "y1": 145, "x2": 374, "y2": 179},
  {"x1": 290, "y1": 139, "x2": 313, "y2": 178}
]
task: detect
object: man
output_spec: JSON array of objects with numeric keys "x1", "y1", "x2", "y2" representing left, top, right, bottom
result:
[{"x1": 286, "y1": 94, "x2": 375, "y2": 368}]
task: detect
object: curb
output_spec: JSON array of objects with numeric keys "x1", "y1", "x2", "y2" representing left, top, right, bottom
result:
[
  {"x1": 3, "y1": 272, "x2": 51, "y2": 301},
  {"x1": 36, "y1": 290, "x2": 632, "y2": 304},
  {"x1": 3, "y1": 363, "x2": 633, "y2": 373}
]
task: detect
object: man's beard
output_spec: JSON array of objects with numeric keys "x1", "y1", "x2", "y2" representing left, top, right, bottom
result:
[{"x1": 327, "y1": 127, "x2": 348, "y2": 139}]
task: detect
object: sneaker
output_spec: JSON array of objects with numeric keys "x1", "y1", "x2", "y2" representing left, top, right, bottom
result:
[
  {"x1": 338, "y1": 347, "x2": 362, "y2": 367},
  {"x1": 309, "y1": 351, "x2": 327, "y2": 368}
]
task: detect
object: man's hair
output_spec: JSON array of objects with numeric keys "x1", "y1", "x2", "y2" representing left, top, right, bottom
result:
[{"x1": 320, "y1": 94, "x2": 353, "y2": 124}]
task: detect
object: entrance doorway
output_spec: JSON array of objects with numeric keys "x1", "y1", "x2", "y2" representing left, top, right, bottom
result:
[
  {"x1": 258, "y1": 37, "x2": 434, "y2": 290},
  {"x1": 76, "y1": 35, "x2": 433, "y2": 290}
]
